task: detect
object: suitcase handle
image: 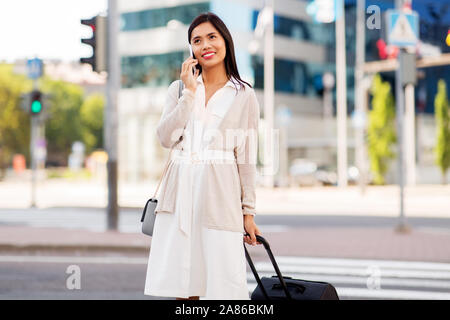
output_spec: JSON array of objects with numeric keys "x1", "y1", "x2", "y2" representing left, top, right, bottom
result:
[{"x1": 244, "y1": 234, "x2": 292, "y2": 300}]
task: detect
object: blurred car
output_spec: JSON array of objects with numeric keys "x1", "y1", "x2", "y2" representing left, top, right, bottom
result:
[
  {"x1": 315, "y1": 164, "x2": 360, "y2": 186},
  {"x1": 289, "y1": 158, "x2": 319, "y2": 186}
]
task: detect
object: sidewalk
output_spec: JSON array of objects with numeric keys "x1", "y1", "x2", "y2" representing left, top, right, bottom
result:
[
  {"x1": 1, "y1": 179, "x2": 449, "y2": 262},
  {"x1": 0, "y1": 224, "x2": 449, "y2": 263},
  {"x1": 1, "y1": 178, "x2": 450, "y2": 218}
]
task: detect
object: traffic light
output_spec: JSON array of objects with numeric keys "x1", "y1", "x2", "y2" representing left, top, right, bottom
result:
[
  {"x1": 30, "y1": 90, "x2": 43, "y2": 115},
  {"x1": 80, "y1": 15, "x2": 107, "y2": 72}
]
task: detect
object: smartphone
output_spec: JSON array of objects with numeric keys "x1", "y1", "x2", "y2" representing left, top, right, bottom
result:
[{"x1": 189, "y1": 44, "x2": 199, "y2": 75}]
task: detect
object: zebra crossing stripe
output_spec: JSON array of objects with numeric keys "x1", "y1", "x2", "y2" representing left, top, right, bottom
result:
[
  {"x1": 247, "y1": 282, "x2": 450, "y2": 300},
  {"x1": 246, "y1": 272, "x2": 450, "y2": 290},
  {"x1": 246, "y1": 256, "x2": 450, "y2": 300},
  {"x1": 253, "y1": 263, "x2": 450, "y2": 280},
  {"x1": 274, "y1": 256, "x2": 450, "y2": 271}
]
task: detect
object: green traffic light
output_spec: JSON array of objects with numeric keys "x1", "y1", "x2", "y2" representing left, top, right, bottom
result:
[{"x1": 31, "y1": 100, "x2": 42, "y2": 113}]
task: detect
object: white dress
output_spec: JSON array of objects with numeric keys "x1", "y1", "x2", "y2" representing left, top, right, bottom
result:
[{"x1": 144, "y1": 87, "x2": 250, "y2": 300}]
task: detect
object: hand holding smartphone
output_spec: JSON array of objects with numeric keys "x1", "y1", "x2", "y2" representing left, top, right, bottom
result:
[
  {"x1": 180, "y1": 45, "x2": 199, "y2": 93},
  {"x1": 189, "y1": 44, "x2": 198, "y2": 75}
]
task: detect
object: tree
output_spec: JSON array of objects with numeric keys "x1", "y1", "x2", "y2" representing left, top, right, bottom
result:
[
  {"x1": 40, "y1": 77, "x2": 85, "y2": 165},
  {"x1": 0, "y1": 64, "x2": 105, "y2": 171},
  {"x1": 434, "y1": 79, "x2": 450, "y2": 184},
  {"x1": 80, "y1": 94, "x2": 104, "y2": 154},
  {"x1": 0, "y1": 64, "x2": 32, "y2": 177},
  {"x1": 367, "y1": 74, "x2": 397, "y2": 185}
]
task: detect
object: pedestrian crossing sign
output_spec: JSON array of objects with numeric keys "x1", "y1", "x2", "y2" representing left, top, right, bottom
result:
[{"x1": 386, "y1": 10, "x2": 419, "y2": 47}]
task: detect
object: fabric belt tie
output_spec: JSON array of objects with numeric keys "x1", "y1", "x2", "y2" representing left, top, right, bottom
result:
[{"x1": 172, "y1": 149, "x2": 235, "y2": 163}]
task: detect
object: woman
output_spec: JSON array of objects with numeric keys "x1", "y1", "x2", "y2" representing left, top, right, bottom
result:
[{"x1": 144, "y1": 12, "x2": 262, "y2": 300}]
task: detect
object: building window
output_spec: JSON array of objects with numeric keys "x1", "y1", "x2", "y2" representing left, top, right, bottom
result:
[
  {"x1": 251, "y1": 55, "x2": 336, "y2": 97},
  {"x1": 121, "y1": 3, "x2": 210, "y2": 31},
  {"x1": 121, "y1": 52, "x2": 185, "y2": 88},
  {"x1": 251, "y1": 10, "x2": 334, "y2": 45}
]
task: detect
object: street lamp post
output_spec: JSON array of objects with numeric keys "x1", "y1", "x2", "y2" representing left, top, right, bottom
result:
[
  {"x1": 250, "y1": 0, "x2": 276, "y2": 187},
  {"x1": 335, "y1": 0, "x2": 348, "y2": 187},
  {"x1": 355, "y1": 0, "x2": 368, "y2": 193},
  {"x1": 105, "y1": 0, "x2": 120, "y2": 230}
]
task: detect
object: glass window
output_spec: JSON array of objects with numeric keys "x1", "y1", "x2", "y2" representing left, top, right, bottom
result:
[
  {"x1": 250, "y1": 10, "x2": 334, "y2": 45},
  {"x1": 251, "y1": 55, "x2": 336, "y2": 96},
  {"x1": 121, "y1": 3, "x2": 210, "y2": 31},
  {"x1": 121, "y1": 52, "x2": 185, "y2": 88}
]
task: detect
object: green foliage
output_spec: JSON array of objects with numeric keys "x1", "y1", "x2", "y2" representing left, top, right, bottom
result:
[
  {"x1": 367, "y1": 74, "x2": 397, "y2": 185},
  {"x1": 0, "y1": 64, "x2": 32, "y2": 175},
  {"x1": 0, "y1": 63, "x2": 105, "y2": 171},
  {"x1": 80, "y1": 94, "x2": 104, "y2": 154},
  {"x1": 46, "y1": 167, "x2": 92, "y2": 180},
  {"x1": 40, "y1": 77, "x2": 85, "y2": 163},
  {"x1": 40, "y1": 77, "x2": 104, "y2": 164},
  {"x1": 434, "y1": 79, "x2": 450, "y2": 183}
]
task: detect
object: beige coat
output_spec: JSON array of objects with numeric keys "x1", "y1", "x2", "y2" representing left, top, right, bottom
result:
[{"x1": 154, "y1": 75, "x2": 260, "y2": 233}]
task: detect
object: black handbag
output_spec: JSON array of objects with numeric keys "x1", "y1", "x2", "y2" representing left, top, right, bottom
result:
[{"x1": 244, "y1": 234, "x2": 339, "y2": 300}]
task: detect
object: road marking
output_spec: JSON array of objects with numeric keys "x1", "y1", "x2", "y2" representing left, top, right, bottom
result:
[
  {"x1": 3, "y1": 254, "x2": 450, "y2": 299},
  {"x1": 274, "y1": 256, "x2": 450, "y2": 271},
  {"x1": 246, "y1": 272, "x2": 450, "y2": 290},
  {"x1": 253, "y1": 262, "x2": 450, "y2": 279},
  {"x1": 246, "y1": 282, "x2": 450, "y2": 300},
  {"x1": 336, "y1": 287, "x2": 450, "y2": 300},
  {"x1": 0, "y1": 255, "x2": 148, "y2": 264},
  {"x1": 245, "y1": 256, "x2": 450, "y2": 300},
  {"x1": 1, "y1": 254, "x2": 449, "y2": 273}
]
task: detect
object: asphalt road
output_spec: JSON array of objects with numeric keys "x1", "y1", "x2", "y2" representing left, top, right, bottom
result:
[
  {"x1": 1, "y1": 251, "x2": 450, "y2": 300},
  {"x1": 1, "y1": 207, "x2": 449, "y2": 300}
]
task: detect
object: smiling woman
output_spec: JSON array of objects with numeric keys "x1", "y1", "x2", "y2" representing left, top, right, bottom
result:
[
  {"x1": 144, "y1": 12, "x2": 262, "y2": 301},
  {"x1": 187, "y1": 13, "x2": 252, "y2": 93}
]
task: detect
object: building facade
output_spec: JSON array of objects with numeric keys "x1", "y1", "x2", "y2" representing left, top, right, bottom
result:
[
  {"x1": 117, "y1": 0, "x2": 339, "y2": 183},
  {"x1": 116, "y1": 0, "x2": 450, "y2": 184}
]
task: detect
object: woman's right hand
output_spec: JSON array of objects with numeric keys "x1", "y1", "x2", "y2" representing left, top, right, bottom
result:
[{"x1": 180, "y1": 57, "x2": 200, "y2": 93}]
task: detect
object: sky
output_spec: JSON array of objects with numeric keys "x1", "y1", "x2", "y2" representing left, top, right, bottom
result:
[{"x1": 0, "y1": 0, "x2": 107, "y2": 63}]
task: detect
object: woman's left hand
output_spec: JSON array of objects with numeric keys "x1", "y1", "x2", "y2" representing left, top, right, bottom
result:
[{"x1": 244, "y1": 215, "x2": 262, "y2": 246}]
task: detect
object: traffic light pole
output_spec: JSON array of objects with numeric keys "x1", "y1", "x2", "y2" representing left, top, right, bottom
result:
[
  {"x1": 395, "y1": 0, "x2": 411, "y2": 233},
  {"x1": 30, "y1": 80, "x2": 38, "y2": 208},
  {"x1": 105, "y1": 0, "x2": 119, "y2": 230},
  {"x1": 30, "y1": 114, "x2": 36, "y2": 208}
]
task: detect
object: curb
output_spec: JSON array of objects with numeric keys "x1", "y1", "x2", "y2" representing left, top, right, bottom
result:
[{"x1": 0, "y1": 244, "x2": 150, "y2": 254}]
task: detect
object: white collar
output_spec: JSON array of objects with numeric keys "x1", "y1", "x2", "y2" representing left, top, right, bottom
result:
[{"x1": 196, "y1": 74, "x2": 240, "y2": 89}]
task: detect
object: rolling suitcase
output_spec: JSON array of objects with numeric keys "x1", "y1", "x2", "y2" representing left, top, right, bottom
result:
[{"x1": 244, "y1": 234, "x2": 339, "y2": 300}]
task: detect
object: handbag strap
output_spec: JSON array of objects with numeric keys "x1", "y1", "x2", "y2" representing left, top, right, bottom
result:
[{"x1": 152, "y1": 80, "x2": 185, "y2": 199}]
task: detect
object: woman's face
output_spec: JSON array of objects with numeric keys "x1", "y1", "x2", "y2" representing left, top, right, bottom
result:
[{"x1": 190, "y1": 21, "x2": 226, "y2": 70}]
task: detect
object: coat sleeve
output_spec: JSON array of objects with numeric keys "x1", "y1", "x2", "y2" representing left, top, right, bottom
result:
[
  {"x1": 235, "y1": 89, "x2": 260, "y2": 216},
  {"x1": 156, "y1": 80, "x2": 196, "y2": 148}
]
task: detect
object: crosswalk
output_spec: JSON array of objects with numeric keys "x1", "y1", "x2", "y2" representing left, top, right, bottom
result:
[
  {"x1": 1, "y1": 253, "x2": 449, "y2": 299},
  {"x1": 245, "y1": 256, "x2": 450, "y2": 300}
]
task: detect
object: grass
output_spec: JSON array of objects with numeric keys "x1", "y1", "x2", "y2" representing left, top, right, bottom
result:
[{"x1": 46, "y1": 168, "x2": 93, "y2": 180}]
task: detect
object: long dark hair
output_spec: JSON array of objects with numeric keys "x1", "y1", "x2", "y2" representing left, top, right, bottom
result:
[{"x1": 188, "y1": 12, "x2": 252, "y2": 93}]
